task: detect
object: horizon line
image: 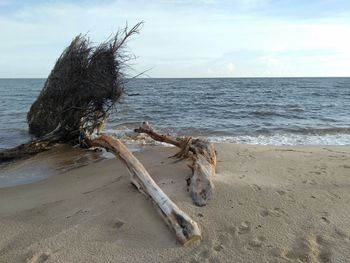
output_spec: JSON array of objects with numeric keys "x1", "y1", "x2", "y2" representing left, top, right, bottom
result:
[{"x1": 0, "y1": 76, "x2": 350, "y2": 79}]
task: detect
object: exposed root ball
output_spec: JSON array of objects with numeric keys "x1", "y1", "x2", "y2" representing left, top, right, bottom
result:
[{"x1": 27, "y1": 22, "x2": 143, "y2": 143}]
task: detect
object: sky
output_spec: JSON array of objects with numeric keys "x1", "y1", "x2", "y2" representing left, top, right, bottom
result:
[{"x1": 0, "y1": 0, "x2": 350, "y2": 78}]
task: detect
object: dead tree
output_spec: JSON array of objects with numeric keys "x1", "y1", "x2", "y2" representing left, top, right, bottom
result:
[
  {"x1": 135, "y1": 122, "x2": 217, "y2": 206},
  {"x1": 87, "y1": 134, "x2": 201, "y2": 246},
  {"x1": 0, "y1": 23, "x2": 203, "y2": 246},
  {"x1": 1, "y1": 22, "x2": 143, "y2": 162}
]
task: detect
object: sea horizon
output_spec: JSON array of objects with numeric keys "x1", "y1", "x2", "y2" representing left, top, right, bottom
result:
[
  {"x1": 1, "y1": 77, "x2": 349, "y2": 150},
  {"x1": 1, "y1": 76, "x2": 350, "y2": 79}
]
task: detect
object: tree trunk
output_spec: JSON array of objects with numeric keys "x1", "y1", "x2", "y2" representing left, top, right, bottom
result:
[
  {"x1": 87, "y1": 134, "x2": 201, "y2": 246},
  {"x1": 0, "y1": 140, "x2": 53, "y2": 162},
  {"x1": 135, "y1": 122, "x2": 217, "y2": 207}
]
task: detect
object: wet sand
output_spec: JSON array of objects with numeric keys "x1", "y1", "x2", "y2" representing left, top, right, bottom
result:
[{"x1": 0, "y1": 144, "x2": 350, "y2": 262}]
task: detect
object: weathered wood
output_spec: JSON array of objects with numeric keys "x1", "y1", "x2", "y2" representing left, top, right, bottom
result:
[
  {"x1": 135, "y1": 122, "x2": 217, "y2": 207},
  {"x1": 0, "y1": 140, "x2": 53, "y2": 162},
  {"x1": 88, "y1": 134, "x2": 201, "y2": 246}
]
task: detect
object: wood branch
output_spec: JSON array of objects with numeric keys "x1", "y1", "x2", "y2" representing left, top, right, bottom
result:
[
  {"x1": 113, "y1": 21, "x2": 143, "y2": 52},
  {"x1": 87, "y1": 134, "x2": 201, "y2": 246},
  {"x1": 135, "y1": 124, "x2": 182, "y2": 148},
  {"x1": 135, "y1": 122, "x2": 217, "y2": 207},
  {"x1": 0, "y1": 130, "x2": 68, "y2": 163},
  {"x1": 0, "y1": 140, "x2": 53, "y2": 163}
]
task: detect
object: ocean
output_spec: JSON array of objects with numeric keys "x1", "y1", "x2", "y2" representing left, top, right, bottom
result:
[
  {"x1": 1, "y1": 77, "x2": 349, "y2": 187},
  {"x1": 1, "y1": 77, "x2": 349, "y2": 149}
]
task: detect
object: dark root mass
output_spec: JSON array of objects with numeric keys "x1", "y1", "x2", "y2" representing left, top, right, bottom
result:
[
  {"x1": 28, "y1": 22, "x2": 143, "y2": 143},
  {"x1": 1, "y1": 22, "x2": 143, "y2": 162}
]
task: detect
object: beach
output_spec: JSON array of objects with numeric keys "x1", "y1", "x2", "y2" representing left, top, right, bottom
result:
[
  {"x1": 1, "y1": 143, "x2": 349, "y2": 262},
  {"x1": 1, "y1": 0, "x2": 350, "y2": 262}
]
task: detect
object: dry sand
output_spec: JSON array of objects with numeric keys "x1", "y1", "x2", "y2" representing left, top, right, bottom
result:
[{"x1": 0, "y1": 144, "x2": 350, "y2": 263}]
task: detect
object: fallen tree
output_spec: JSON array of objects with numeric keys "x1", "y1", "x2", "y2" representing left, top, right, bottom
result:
[
  {"x1": 1, "y1": 23, "x2": 142, "y2": 162},
  {"x1": 0, "y1": 23, "x2": 203, "y2": 246},
  {"x1": 135, "y1": 122, "x2": 217, "y2": 207},
  {"x1": 87, "y1": 134, "x2": 201, "y2": 246},
  {"x1": 0, "y1": 140, "x2": 52, "y2": 162}
]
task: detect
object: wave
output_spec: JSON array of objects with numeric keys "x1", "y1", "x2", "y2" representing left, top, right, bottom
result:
[
  {"x1": 249, "y1": 111, "x2": 306, "y2": 119},
  {"x1": 255, "y1": 127, "x2": 350, "y2": 135},
  {"x1": 103, "y1": 128, "x2": 175, "y2": 147},
  {"x1": 103, "y1": 126, "x2": 350, "y2": 146},
  {"x1": 207, "y1": 133, "x2": 350, "y2": 146},
  {"x1": 2, "y1": 78, "x2": 350, "y2": 148}
]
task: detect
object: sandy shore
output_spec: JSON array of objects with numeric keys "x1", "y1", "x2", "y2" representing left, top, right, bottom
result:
[{"x1": 0, "y1": 144, "x2": 350, "y2": 263}]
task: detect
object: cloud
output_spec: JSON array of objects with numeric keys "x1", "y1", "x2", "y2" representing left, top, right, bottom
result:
[
  {"x1": 227, "y1": 63, "x2": 236, "y2": 74},
  {"x1": 0, "y1": 0, "x2": 350, "y2": 77},
  {"x1": 160, "y1": 0, "x2": 216, "y2": 4}
]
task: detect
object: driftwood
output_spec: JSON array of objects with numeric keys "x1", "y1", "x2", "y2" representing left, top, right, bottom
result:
[
  {"x1": 135, "y1": 122, "x2": 216, "y2": 207},
  {"x1": 0, "y1": 22, "x2": 204, "y2": 245},
  {"x1": 87, "y1": 134, "x2": 201, "y2": 246},
  {"x1": 0, "y1": 140, "x2": 53, "y2": 162}
]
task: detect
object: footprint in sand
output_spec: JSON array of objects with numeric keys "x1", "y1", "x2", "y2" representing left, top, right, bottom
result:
[
  {"x1": 327, "y1": 191, "x2": 341, "y2": 200},
  {"x1": 218, "y1": 232, "x2": 234, "y2": 244},
  {"x1": 213, "y1": 243, "x2": 224, "y2": 252},
  {"x1": 198, "y1": 249, "x2": 211, "y2": 258},
  {"x1": 331, "y1": 182, "x2": 339, "y2": 187},
  {"x1": 272, "y1": 207, "x2": 284, "y2": 217},
  {"x1": 321, "y1": 216, "x2": 330, "y2": 224},
  {"x1": 281, "y1": 235, "x2": 332, "y2": 263},
  {"x1": 335, "y1": 228, "x2": 350, "y2": 241},
  {"x1": 248, "y1": 236, "x2": 266, "y2": 249},
  {"x1": 311, "y1": 166, "x2": 327, "y2": 175},
  {"x1": 276, "y1": 190, "x2": 295, "y2": 205},
  {"x1": 238, "y1": 221, "x2": 251, "y2": 234},
  {"x1": 111, "y1": 219, "x2": 125, "y2": 229},
  {"x1": 239, "y1": 174, "x2": 246, "y2": 179},
  {"x1": 315, "y1": 235, "x2": 332, "y2": 262},
  {"x1": 276, "y1": 190, "x2": 286, "y2": 196},
  {"x1": 302, "y1": 179, "x2": 317, "y2": 185},
  {"x1": 259, "y1": 210, "x2": 269, "y2": 217},
  {"x1": 287, "y1": 167, "x2": 296, "y2": 173},
  {"x1": 321, "y1": 212, "x2": 330, "y2": 224},
  {"x1": 195, "y1": 247, "x2": 215, "y2": 263},
  {"x1": 227, "y1": 226, "x2": 238, "y2": 236},
  {"x1": 26, "y1": 250, "x2": 52, "y2": 263},
  {"x1": 259, "y1": 207, "x2": 284, "y2": 218},
  {"x1": 251, "y1": 184, "x2": 262, "y2": 191},
  {"x1": 287, "y1": 195, "x2": 296, "y2": 203},
  {"x1": 309, "y1": 179, "x2": 317, "y2": 185},
  {"x1": 195, "y1": 242, "x2": 225, "y2": 263}
]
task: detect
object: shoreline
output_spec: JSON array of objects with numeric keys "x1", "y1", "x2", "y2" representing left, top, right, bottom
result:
[
  {"x1": 1, "y1": 143, "x2": 350, "y2": 262},
  {"x1": 1, "y1": 142, "x2": 350, "y2": 189}
]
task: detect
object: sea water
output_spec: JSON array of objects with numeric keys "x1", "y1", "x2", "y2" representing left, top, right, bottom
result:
[
  {"x1": 1, "y1": 77, "x2": 349, "y2": 187},
  {"x1": 1, "y1": 77, "x2": 349, "y2": 149}
]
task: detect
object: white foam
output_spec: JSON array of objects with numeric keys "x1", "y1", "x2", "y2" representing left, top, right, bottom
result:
[
  {"x1": 206, "y1": 133, "x2": 350, "y2": 146},
  {"x1": 103, "y1": 128, "x2": 350, "y2": 146},
  {"x1": 102, "y1": 129, "x2": 175, "y2": 147}
]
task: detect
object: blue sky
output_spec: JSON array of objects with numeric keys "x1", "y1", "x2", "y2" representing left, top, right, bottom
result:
[{"x1": 0, "y1": 0, "x2": 350, "y2": 77}]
